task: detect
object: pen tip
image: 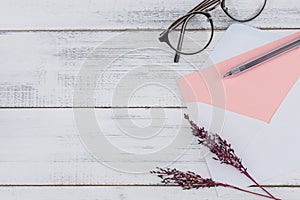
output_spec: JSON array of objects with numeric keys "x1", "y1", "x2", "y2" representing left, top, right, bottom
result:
[{"x1": 223, "y1": 72, "x2": 232, "y2": 78}]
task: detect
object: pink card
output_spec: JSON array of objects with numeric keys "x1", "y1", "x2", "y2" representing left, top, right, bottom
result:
[{"x1": 178, "y1": 31, "x2": 300, "y2": 123}]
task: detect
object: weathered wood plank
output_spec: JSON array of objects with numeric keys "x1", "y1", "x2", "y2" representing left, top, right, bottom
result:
[
  {"x1": 0, "y1": 186, "x2": 299, "y2": 200},
  {"x1": 0, "y1": 0, "x2": 299, "y2": 30},
  {"x1": 0, "y1": 108, "x2": 209, "y2": 185},
  {"x1": 0, "y1": 108, "x2": 299, "y2": 185},
  {"x1": 0, "y1": 30, "x2": 295, "y2": 107}
]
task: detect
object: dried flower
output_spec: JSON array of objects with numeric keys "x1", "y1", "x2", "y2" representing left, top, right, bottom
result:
[
  {"x1": 151, "y1": 167, "x2": 219, "y2": 190},
  {"x1": 183, "y1": 114, "x2": 279, "y2": 200},
  {"x1": 151, "y1": 168, "x2": 277, "y2": 199},
  {"x1": 184, "y1": 114, "x2": 246, "y2": 173}
]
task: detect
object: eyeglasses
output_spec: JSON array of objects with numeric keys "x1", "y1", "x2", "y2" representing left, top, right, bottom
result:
[{"x1": 159, "y1": 0, "x2": 267, "y2": 63}]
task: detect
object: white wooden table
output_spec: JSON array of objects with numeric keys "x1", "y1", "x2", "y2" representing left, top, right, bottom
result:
[{"x1": 0, "y1": 0, "x2": 300, "y2": 199}]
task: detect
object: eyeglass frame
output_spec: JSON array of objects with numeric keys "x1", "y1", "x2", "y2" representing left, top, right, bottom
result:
[{"x1": 159, "y1": 0, "x2": 267, "y2": 62}]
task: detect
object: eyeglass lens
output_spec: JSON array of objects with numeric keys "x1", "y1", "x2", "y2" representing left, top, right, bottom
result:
[
  {"x1": 168, "y1": 13, "x2": 212, "y2": 55},
  {"x1": 222, "y1": 0, "x2": 266, "y2": 21}
]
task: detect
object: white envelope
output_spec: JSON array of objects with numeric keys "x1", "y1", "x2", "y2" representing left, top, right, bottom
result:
[
  {"x1": 178, "y1": 24, "x2": 300, "y2": 192},
  {"x1": 187, "y1": 79, "x2": 300, "y2": 194}
]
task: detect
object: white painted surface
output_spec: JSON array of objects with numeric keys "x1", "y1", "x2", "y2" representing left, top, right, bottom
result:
[
  {"x1": 0, "y1": 109, "x2": 299, "y2": 186},
  {"x1": 0, "y1": 186, "x2": 300, "y2": 200},
  {"x1": 0, "y1": 0, "x2": 298, "y2": 30},
  {"x1": 0, "y1": 0, "x2": 299, "y2": 199}
]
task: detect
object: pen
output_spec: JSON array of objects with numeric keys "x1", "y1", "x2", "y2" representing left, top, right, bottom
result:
[{"x1": 223, "y1": 37, "x2": 300, "y2": 78}]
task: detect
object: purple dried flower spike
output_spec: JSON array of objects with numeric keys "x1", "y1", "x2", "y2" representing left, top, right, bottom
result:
[
  {"x1": 151, "y1": 168, "x2": 219, "y2": 190},
  {"x1": 184, "y1": 114, "x2": 246, "y2": 173},
  {"x1": 183, "y1": 114, "x2": 279, "y2": 200},
  {"x1": 151, "y1": 168, "x2": 277, "y2": 199}
]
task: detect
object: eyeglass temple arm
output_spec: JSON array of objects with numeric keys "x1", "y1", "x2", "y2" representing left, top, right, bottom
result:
[{"x1": 174, "y1": 19, "x2": 189, "y2": 63}]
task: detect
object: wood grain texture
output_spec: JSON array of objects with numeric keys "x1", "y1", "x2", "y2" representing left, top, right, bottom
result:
[
  {"x1": 0, "y1": 186, "x2": 300, "y2": 200},
  {"x1": 0, "y1": 108, "x2": 209, "y2": 185},
  {"x1": 0, "y1": 0, "x2": 299, "y2": 30},
  {"x1": 0, "y1": 30, "x2": 295, "y2": 108},
  {"x1": 0, "y1": 108, "x2": 299, "y2": 186},
  {"x1": 1, "y1": 0, "x2": 300, "y2": 198}
]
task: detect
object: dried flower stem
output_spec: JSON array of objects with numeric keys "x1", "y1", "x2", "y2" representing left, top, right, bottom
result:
[
  {"x1": 184, "y1": 114, "x2": 279, "y2": 200},
  {"x1": 151, "y1": 168, "x2": 276, "y2": 199}
]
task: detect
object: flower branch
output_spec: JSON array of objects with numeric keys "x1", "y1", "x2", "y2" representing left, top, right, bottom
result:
[
  {"x1": 184, "y1": 114, "x2": 280, "y2": 200},
  {"x1": 151, "y1": 168, "x2": 276, "y2": 199}
]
